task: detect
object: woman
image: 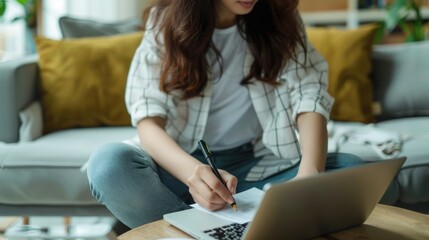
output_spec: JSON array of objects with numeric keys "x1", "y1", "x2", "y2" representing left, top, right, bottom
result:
[{"x1": 87, "y1": 0, "x2": 363, "y2": 228}]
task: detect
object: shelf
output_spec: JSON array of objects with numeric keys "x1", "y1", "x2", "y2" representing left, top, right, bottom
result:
[
  {"x1": 357, "y1": 7, "x2": 429, "y2": 22},
  {"x1": 301, "y1": 7, "x2": 429, "y2": 28},
  {"x1": 300, "y1": 11, "x2": 350, "y2": 25}
]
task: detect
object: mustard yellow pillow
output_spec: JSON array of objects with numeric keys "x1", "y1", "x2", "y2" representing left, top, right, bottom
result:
[
  {"x1": 306, "y1": 25, "x2": 378, "y2": 123},
  {"x1": 36, "y1": 32, "x2": 144, "y2": 133}
]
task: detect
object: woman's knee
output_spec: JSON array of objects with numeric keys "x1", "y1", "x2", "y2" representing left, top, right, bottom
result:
[
  {"x1": 87, "y1": 142, "x2": 149, "y2": 187},
  {"x1": 326, "y1": 152, "x2": 364, "y2": 169}
]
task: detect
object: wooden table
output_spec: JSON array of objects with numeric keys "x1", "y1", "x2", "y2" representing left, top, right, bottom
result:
[{"x1": 119, "y1": 204, "x2": 429, "y2": 240}]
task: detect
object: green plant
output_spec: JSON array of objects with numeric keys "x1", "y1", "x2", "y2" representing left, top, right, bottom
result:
[
  {"x1": 0, "y1": 0, "x2": 37, "y2": 28},
  {"x1": 375, "y1": 0, "x2": 425, "y2": 43}
]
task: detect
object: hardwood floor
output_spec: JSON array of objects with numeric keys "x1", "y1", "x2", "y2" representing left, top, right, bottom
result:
[
  {"x1": 0, "y1": 217, "x2": 20, "y2": 239},
  {"x1": 0, "y1": 216, "x2": 116, "y2": 239}
]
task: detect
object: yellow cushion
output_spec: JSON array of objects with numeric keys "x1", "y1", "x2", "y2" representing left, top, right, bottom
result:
[
  {"x1": 306, "y1": 25, "x2": 378, "y2": 123},
  {"x1": 36, "y1": 32, "x2": 144, "y2": 133}
]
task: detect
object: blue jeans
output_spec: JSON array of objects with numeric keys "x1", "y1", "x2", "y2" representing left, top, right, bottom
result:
[{"x1": 86, "y1": 142, "x2": 363, "y2": 228}]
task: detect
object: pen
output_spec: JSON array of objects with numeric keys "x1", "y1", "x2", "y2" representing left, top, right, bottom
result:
[{"x1": 198, "y1": 140, "x2": 238, "y2": 211}]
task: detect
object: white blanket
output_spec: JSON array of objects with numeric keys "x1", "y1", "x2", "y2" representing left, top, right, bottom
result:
[{"x1": 328, "y1": 122, "x2": 406, "y2": 159}]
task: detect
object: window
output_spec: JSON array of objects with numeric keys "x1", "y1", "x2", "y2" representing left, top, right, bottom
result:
[
  {"x1": 1, "y1": 0, "x2": 146, "y2": 61},
  {"x1": 0, "y1": 1, "x2": 27, "y2": 60}
]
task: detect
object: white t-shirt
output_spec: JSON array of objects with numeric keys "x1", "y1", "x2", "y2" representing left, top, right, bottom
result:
[{"x1": 202, "y1": 25, "x2": 262, "y2": 151}]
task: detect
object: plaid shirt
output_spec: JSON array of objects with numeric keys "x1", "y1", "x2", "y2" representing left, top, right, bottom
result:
[{"x1": 125, "y1": 21, "x2": 333, "y2": 181}]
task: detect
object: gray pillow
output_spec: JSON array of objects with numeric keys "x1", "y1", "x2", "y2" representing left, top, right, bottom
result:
[
  {"x1": 372, "y1": 42, "x2": 429, "y2": 120},
  {"x1": 59, "y1": 16, "x2": 141, "y2": 38}
]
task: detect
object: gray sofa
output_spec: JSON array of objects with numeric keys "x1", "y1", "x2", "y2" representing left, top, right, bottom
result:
[
  {"x1": 0, "y1": 54, "x2": 134, "y2": 216},
  {"x1": 327, "y1": 41, "x2": 429, "y2": 213},
  {"x1": 0, "y1": 16, "x2": 142, "y2": 217},
  {"x1": 1, "y1": 41, "x2": 429, "y2": 218}
]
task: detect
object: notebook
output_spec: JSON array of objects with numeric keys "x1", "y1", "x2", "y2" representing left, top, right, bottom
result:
[{"x1": 163, "y1": 157, "x2": 406, "y2": 240}]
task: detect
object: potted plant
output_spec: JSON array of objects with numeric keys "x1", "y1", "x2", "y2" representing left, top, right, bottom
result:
[
  {"x1": 1, "y1": 0, "x2": 37, "y2": 23},
  {"x1": 375, "y1": 0, "x2": 426, "y2": 43},
  {"x1": 0, "y1": 0, "x2": 38, "y2": 53}
]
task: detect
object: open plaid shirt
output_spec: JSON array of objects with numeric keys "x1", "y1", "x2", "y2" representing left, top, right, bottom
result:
[{"x1": 125, "y1": 18, "x2": 333, "y2": 181}]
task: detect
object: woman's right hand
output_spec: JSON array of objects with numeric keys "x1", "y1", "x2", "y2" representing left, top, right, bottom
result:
[{"x1": 187, "y1": 165, "x2": 238, "y2": 211}]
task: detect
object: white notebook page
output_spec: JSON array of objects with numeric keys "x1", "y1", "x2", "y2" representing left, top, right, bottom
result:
[{"x1": 190, "y1": 187, "x2": 265, "y2": 224}]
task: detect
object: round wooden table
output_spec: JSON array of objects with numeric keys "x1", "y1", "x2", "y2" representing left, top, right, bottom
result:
[{"x1": 119, "y1": 204, "x2": 429, "y2": 240}]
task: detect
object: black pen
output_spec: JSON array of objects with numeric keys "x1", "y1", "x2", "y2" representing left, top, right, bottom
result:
[{"x1": 198, "y1": 140, "x2": 238, "y2": 211}]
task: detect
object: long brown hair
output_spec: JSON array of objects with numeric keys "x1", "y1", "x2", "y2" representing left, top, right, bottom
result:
[{"x1": 142, "y1": 0, "x2": 306, "y2": 99}]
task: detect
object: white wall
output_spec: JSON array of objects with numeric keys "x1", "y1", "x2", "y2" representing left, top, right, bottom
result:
[
  {"x1": 42, "y1": 0, "x2": 68, "y2": 39},
  {"x1": 67, "y1": 0, "x2": 147, "y2": 21},
  {"x1": 0, "y1": 1, "x2": 26, "y2": 60},
  {"x1": 1, "y1": 0, "x2": 147, "y2": 58},
  {"x1": 42, "y1": 0, "x2": 148, "y2": 39}
]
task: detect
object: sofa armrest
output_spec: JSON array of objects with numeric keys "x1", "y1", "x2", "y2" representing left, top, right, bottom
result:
[{"x1": 0, "y1": 55, "x2": 39, "y2": 143}]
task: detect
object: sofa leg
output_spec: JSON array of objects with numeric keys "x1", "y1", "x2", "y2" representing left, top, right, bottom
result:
[
  {"x1": 64, "y1": 216, "x2": 71, "y2": 233},
  {"x1": 64, "y1": 216, "x2": 71, "y2": 225},
  {"x1": 22, "y1": 216, "x2": 30, "y2": 225}
]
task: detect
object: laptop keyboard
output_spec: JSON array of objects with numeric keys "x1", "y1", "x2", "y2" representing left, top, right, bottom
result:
[{"x1": 203, "y1": 222, "x2": 249, "y2": 240}]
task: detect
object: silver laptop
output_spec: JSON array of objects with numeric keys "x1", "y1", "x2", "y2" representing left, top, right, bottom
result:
[{"x1": 164, "y1": 157, "x2": 406, "y2": 240}]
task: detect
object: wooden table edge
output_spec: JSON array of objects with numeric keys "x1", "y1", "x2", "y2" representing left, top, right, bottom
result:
[{"x1": 119, "y1": 204, "x2": 429, "y2": 240}]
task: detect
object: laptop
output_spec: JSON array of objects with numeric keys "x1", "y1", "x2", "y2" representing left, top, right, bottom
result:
[{"x1": 164, "y1": 157, "x2": 406, "y2": 240}]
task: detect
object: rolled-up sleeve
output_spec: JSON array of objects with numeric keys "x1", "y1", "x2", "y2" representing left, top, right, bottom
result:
[
  {"x1": 125, "y1": 13, "x2": 169, "y2": 127},
  {"x1": 281, "y1": 32, "x2": 334, "y2": 123}
]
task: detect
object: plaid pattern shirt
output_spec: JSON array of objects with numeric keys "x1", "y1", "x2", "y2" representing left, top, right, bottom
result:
[{"x1": 125, "y1": 21, "x2": 333, "y2": 181}]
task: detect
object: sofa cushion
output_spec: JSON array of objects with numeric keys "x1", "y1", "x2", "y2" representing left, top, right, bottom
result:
[
  {"x1": 306, "y1": 24, "x2": 378, "y2": 123},
  {"x1": 0, "y1": 127, "x2": 135, "y2": 205},
  {"x1": 372, "y1": 42, "x2": 429, "y2": 120},
  {"x1": 36, "y1": 32, "x2": 144, "y2": 133},
  {"x1": 59, "y1": 16, "x2": 141, "y2": 38},
  {"x1": 329, "y1": 117, "x2": 429, "y2": 205},
  {"x1": 377, "y1": 117, "x2": 429, "y2": 204},
  {"x1": 19, "y1": 101, "x2": 43, "y2": 142}
]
